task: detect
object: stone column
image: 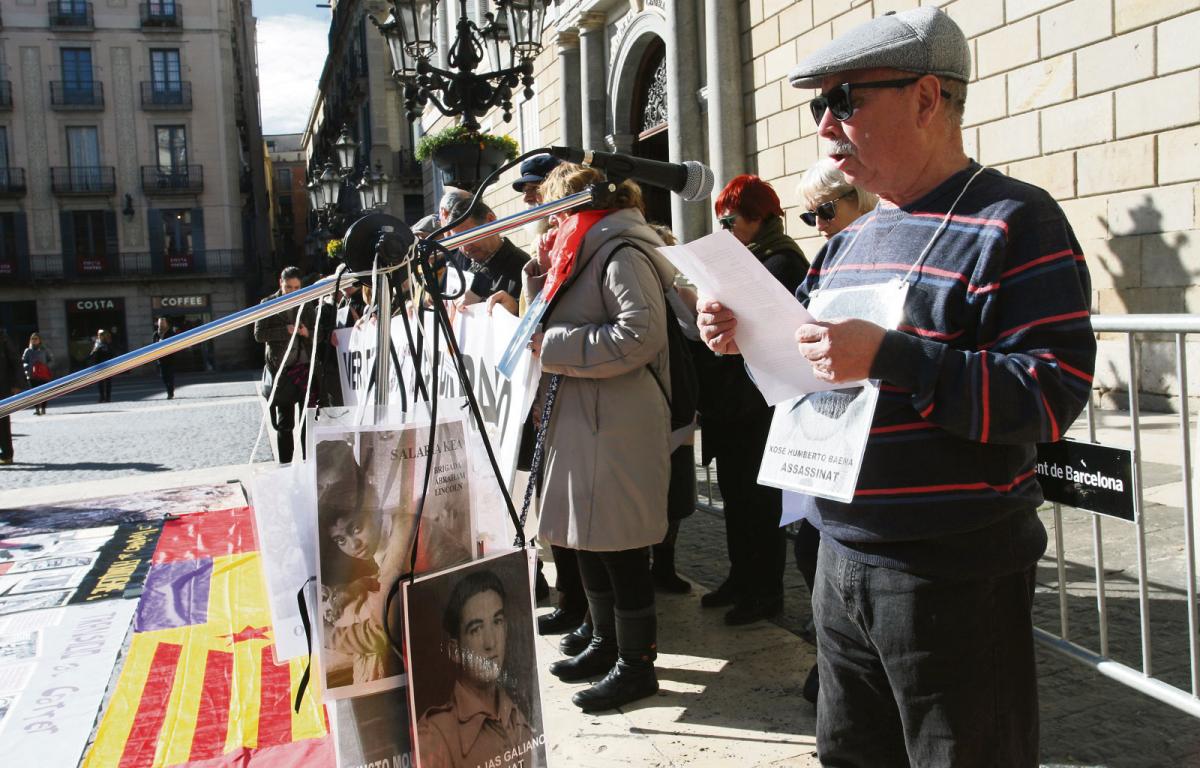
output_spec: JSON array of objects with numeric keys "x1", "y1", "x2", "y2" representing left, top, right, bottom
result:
[
  {"x1": 578, "y1": 12, "x2": 608, "y2": 152},
  {"x1": 704, "y1": 0, "x2": 746, "y2": 191},
  {"x1": 665, "y1": 0, "x2": 707, "y2": 241},
  {"x1": 557, "y1": 32, "x2": 582, "y2": 147}
]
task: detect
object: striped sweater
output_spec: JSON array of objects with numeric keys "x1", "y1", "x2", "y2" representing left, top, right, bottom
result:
[{"x1": 794, "y1": 162, "x2": 1096, "y2": 579}]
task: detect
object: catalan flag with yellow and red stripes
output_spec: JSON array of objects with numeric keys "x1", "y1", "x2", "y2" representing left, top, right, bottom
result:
[{"x1": 83, "y1": 507, "x2": 333, "y2": 767}]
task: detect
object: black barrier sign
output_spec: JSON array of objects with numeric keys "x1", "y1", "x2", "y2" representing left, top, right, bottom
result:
[{"x1": 1036, "y1": 440, "x2": 1135, "y2": 522}]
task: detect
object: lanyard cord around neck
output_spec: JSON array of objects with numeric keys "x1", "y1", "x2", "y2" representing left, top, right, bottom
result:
[{"x1": 816, "y1": 164, "x2": 988, "y2": 294}]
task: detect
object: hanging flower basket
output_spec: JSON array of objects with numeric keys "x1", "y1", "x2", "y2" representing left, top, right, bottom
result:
[{"x1": 416, "y1": 125, "x2": 519, "y2": 192}]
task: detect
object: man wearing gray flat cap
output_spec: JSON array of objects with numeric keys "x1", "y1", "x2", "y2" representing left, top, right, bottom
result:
[{"x1": 697, "y1": 7, "x2": 1095, "y2": 765}]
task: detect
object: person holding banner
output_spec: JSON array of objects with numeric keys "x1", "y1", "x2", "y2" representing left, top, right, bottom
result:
[
  {"x1": 697, "y1": 8, "x2": 1095, "y2": 764},
  {"x1": 442, "y1": 197, "x2": 531, "y2": 309},
  {"x1": 526, "y1": 163, "x2": 675, "y2": 712}
]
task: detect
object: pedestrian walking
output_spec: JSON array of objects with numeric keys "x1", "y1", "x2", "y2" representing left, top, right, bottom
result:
[
  {"x1": 88, "y1": 329, "x2": 115, "y2": 403},
  {"x1": 0, "y1": 328, "x2": 21, "y2": 464},
  {"x1": 22, "y1": 332, "x2": 55, "y2": 415},
  {"x1": 253, "y1": 266, "x2": 317, "y2": 464},
  {"x1": 152, "y1": 317, "x2": 177, "y2": 399},
  {"x1": 698, "y1": 8, "x2": 1095, "y2": 764}
]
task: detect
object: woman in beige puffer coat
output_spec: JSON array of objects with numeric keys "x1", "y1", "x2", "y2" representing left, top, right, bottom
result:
[{"x1": 525, "y1": 163, "x2": 675, "y2": 713}]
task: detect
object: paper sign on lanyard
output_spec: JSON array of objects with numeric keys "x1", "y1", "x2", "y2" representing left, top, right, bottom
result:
[{"x1": 757, "y1": 280, "x2": 908, "y2": 503}]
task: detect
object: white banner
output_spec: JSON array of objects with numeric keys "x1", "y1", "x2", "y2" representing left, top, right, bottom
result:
[
  {"x1": 334, "y1": 305, "x2": 540, "y2": 490},
  {"x1": 0, "y1": 600, "x2": 137, "y2": 766}
]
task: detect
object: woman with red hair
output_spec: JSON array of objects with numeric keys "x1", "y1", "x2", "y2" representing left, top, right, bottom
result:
[{"x1": 700, "y1": 175, "x2": 809, "y2": 625}]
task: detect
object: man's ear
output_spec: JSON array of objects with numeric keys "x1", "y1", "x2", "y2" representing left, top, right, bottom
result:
[{"x1": 914, "y1": 75, "x2": 942, "y2": 129}]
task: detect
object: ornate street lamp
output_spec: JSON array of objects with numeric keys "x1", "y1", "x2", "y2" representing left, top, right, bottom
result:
[
  {"x1": 334, "y1": 126, "x2": 359, "y2": 175},
  {"x1": 356, "y1": 163, "x2": 391, "y2": 211},
  {"x1": 372, "y1": 0, "x2": 550, "y2": 129},
  {"x1": 317, "y1": 162, "x2": 342, "y2": 211}
]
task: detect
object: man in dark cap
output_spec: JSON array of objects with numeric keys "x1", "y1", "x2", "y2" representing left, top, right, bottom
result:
[
  {"x1": 512, "y1": 154, "x2": 562, "y2": 208},
  {"x1": 697, "y1": 8, "x2": 1095, "y2": 765}
]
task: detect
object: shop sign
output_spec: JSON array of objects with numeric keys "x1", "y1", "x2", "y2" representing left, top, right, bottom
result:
[
  {"x1": 152, "y1": 295, "x2": 209, "y2": 311},
  {"x1": 69, "y1": 298, "x2": 122, "y2": 313}
]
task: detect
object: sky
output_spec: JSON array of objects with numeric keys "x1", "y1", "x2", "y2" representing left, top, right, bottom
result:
[{"x1": 254, "y1": 1, "x2": 331, "y2": 135}]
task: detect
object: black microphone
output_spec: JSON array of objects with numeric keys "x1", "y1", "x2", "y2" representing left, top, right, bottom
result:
[{"x1": 548, "y1": 147, "x2": 715, "y2": 202}]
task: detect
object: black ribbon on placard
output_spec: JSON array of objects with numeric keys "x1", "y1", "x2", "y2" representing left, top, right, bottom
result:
[{"x1": 293, "y1": 576, "x2": 316, "y2": 713}]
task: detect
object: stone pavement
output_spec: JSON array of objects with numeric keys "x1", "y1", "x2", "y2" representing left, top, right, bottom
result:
[{"x1": 3, "y1": 372, "x2": 1200, "y2": 766}]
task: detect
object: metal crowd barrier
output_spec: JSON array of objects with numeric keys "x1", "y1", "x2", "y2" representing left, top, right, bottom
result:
[{"x1": 692, "y1": 314, "x2": 1200, "y2": 719}]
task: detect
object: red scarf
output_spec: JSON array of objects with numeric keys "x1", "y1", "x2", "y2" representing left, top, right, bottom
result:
[{"x1": 543, "y1": 209, "x2": 613, "y2": 299}]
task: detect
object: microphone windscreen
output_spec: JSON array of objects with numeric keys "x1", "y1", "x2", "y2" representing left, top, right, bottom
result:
[{"x1": 680, "y1": 161, "x2": 715, "y2": 202}]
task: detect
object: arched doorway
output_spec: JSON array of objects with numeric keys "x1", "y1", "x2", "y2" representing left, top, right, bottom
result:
[{"x1": 630, "y1": 39, "x2": 671, "y2": 230}]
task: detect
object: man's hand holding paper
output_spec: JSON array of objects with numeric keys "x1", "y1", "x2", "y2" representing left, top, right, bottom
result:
[{"x1": 795, "y1": 319, "x2": 886, "y2": 383}]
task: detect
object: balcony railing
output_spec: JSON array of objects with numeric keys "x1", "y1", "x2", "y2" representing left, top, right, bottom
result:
[
  {"x1": 16, "y1": 250, "x2": 243, "y2": 282},
  {"x1": 0, "y1": 81, "x2": 11, "y2": 110},
  {"x1": 139, "y1": 81, "x2": 191, "y2": 110},
  {"x1": 51, "y1": 166, "x2": 116, "y2": 195},
  {"x1": 395, "y1": 149, "x2": 423, "y2": 182},
  {"x1": 0, "y1": 168, "x2": 27, "y2": 197},
  {"x1": 50, "y1": 80, "x2": 104, "y2": 109},
  {"x1": 141, "y1": 165, "x2": 203, "y2": 195},
  {"x1": 139, "y1": 2, "x2": 182, "y2": 29},
  {"x1": 49, "y1": 1, "x2": 93, "y2": 29}
]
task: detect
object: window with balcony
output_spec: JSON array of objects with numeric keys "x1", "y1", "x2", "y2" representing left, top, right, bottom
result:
[
  {"x1": 159, "y1": 209, "x2": 193, "y2": 270},
  {"x1": 147, "y1": 49, "x2": 184, "y2": 106},
  {"x1": 144, "y1": 125, "x2": 201, "y2": 193},
  {"x1": 63, "y1": 209, "x2": 116, "y2": 275},
  {"x1": 0, "y1": 212, "x2": 21, "y2": 278},
  {"x1": 55, "y1": 48, "x2": 102, "y2": 108},
  {"x1": 62, "y1": 126, "x2": 109, "y2": 193},
  {"x1": 50, "y1": 0, "x2": 93, "y2": 29},
  {"x1": 141, "y1": 0, "x2": 181, "y2": 29},
  {"x1": 0, "y1": 128, "x2": 20, "y2": 196}
]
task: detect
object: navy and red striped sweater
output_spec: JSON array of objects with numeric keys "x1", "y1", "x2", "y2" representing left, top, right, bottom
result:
[{"x1": 794, "y1": 162, "x2": 1096, "y2": 579}]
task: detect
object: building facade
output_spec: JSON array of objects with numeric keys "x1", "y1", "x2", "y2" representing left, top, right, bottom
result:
[
  {"x1": 264, "y1": 133, "x2": 312, "y2": 275},
  {"x1": 0, "y1": 0, "x2": 269, "y2": 373},
  {"x1": 303, "y1": 0, "x2": 425, "y2": 256},
  {"x1": 405, "y1": 0, "x2": 1200, "y2": 410}
]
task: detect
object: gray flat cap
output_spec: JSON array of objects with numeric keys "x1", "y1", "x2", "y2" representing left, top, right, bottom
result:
[{"x1": 788, "y1": 8, "x2": 970, "y2": 89}]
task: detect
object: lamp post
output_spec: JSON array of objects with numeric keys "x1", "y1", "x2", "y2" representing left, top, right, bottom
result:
[
  {"x1": 372, "y1": 0, "x2": 550, "y2": 128},
  {"x1": 306, "y1": 127, "x2": 390, "y2": 232}
]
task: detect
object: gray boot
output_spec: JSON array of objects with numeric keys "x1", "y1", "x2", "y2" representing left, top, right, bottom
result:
[
  {"x1": 549, "y1": 588, "x2": 617, "y2": 682},
  {"x1": 571, "y1": 604, "x2": 659, "y2": 712}
]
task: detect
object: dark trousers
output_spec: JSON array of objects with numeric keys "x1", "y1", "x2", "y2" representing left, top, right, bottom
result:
[
  {"x1": 159, "y1": 363, "x2": 175, "y2": 397},
  {"x1": 813, "y1": 544, "x2": 1039, "y2": 767},
  {"x1": 712, "y1": 424, "x2": 785, "y2": 605},
  {"x1": 0, "y1": 415, "x2": 12, "y2": 459},
  {"x1": 272, "y1": 399, "x2": 301, "y2": 464},
  {"x1": 550, "y1": 545, "x2": 587, "y2": 613},
  {"x1": 576, "y1": 548, "x2": 655, "y2": 612},
  {"x1": 96, "y1": 379, "x2": 112, "y2": 402},
  {"x1": 794, "y1": 519, "x2": 821, "y2": 593}
]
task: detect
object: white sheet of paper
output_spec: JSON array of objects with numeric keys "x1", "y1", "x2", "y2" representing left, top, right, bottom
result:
[{"x1": 658, "y1": 230, "x2": 837, "y2": 405}]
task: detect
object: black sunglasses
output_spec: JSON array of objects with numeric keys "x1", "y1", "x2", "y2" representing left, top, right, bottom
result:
[
  {"x1": 718, "y1": 214, "x2": 737, "y2": 230},
  {"x1": 800, "y1": 190, "x2": 855, "y2": 226},
  {"x1": 809, "y1": 77, "x2": 951, "y2": 125}
]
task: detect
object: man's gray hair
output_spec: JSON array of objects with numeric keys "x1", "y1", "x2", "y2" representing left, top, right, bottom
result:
[
  {"x1": 438, "y1": 188, "x2": 473, "y2": 220},
  {"x1": 443, "y1": 194, "x2": 495, "y2": 226},
  {"x1": 942, "y1": 78, "x2": 967, "y2": 129}
]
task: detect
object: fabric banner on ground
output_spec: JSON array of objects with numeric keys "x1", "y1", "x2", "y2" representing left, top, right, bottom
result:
[
  {"x1": 0, "y1": 483, "x2": 247, "y2": 538},
  {"x1": 0, "y1": 600, "x2": 138, "y2": 766},
  {"x1": 83, "y1": 506, "x2": 331, "y2": 768},
  {"x1": 0, "y1": 523, "x2": 162, "y2": 612}
]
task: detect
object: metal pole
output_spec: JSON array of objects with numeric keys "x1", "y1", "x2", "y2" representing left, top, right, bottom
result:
[
  {"x1": 375, "y1": 273, "x2": 392, "y2": 411},
  {"x1": 1129, "y1": 333, "x2": 1153, "y2": 676},
  {"x1": 1054, "y1": 502, "x2": 1069, "y2": 640},
  {"x1": 1176, "y1": 333, "x2": 1200, "y2": 696},
  {"x1": 1086, "y1": 392, "x2": 1110, "y2": 656},
  {"x1": 0, "y1": 189, "x2": 596, "y2": 419}
]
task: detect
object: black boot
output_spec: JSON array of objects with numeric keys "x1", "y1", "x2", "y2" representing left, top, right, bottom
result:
[
  {"x1": 651, "y1": 545, "x2": 691, "y2": 594},
  {"x1": 571, "y1": 605, "x2": 658, "y2": 712},
  {"x1": 559, "y1": 620, "x2": 593, "y2": 656},
  {"x1": 550, "y1": 591, "x2": 614, "y2": 682}
]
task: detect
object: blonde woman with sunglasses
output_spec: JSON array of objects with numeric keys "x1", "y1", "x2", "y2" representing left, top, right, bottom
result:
[{"x1": 797, "y1": 158, "x2": 878, "y2": 240}]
